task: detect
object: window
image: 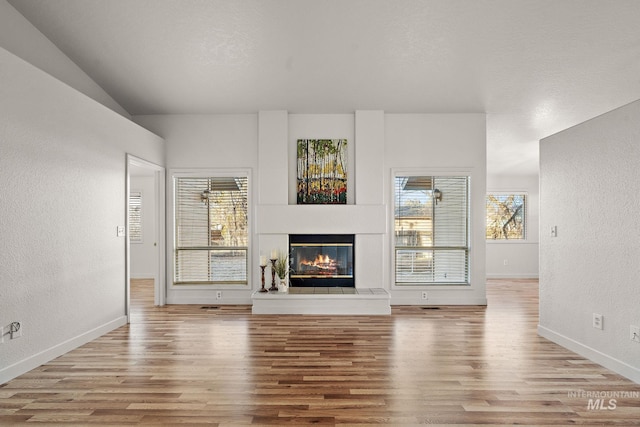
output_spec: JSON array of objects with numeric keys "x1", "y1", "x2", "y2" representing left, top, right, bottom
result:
[
  {"x1": 129, "y1": 191, "x2": 142, "y2": 243},
  {"x1": 394, "y1": 175, "x2": 469, "y2": 285},
  {"x1": 174, "y1": 175, "x2": 248, "y2": 285},
  {"x1": 486, "y1": 194, "x2": 526, "y2": 240}
]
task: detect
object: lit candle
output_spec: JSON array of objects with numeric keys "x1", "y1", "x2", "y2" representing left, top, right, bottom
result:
[
  {"x1": 271, "y1": 249, "x2": 278, "y2": 260},
  {"x1": 260, "y1": 255, "x2": 267, "y2": 266}
]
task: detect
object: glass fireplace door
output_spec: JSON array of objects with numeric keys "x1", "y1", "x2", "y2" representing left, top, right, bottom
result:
[{"x1": 289, "y1": 234, "x2": 354, "y2": 287}]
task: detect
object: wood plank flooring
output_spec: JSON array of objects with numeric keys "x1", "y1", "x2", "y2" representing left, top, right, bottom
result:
[{"x1": 1, "y1": 279, "x2": 639, "y2": 425}]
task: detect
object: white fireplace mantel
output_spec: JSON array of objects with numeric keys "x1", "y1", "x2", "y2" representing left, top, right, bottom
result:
[{"x1": 255, "y1": 204, "x2": 386, "y2": 235}]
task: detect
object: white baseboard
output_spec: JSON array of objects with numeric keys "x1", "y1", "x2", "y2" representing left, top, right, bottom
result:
[
  {"x1": 130, "y1": 273, "x2": 155, "y2": 280},
  {"x1": 486, "y1": 273, "x2": 539, "y2": 279},
  {"x1": 538, "y1": 325, "x2": 640, "y2": 384},
  {"x1": 0, "y1": 316, "x2": 127, "y2": 385}
]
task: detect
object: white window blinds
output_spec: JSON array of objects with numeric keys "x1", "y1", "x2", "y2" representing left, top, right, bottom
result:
[
  {"x1": 174, "y1": 176, "x2": 248, "y2": 284},
  {"x1": 129, "y1": 191, "x2": 142, "y2": 243},
  {"x1": 394, "y1": 176, "x2": 469, "y2": 285}
]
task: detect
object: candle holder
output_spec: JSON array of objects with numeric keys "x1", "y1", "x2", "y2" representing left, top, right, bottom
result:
[
  {"x1": 259, "y1": 265, "x2": 268, "y2": 292},
  {"x1": 269, "y1": 258, "x2": 278, "y2": 291}
]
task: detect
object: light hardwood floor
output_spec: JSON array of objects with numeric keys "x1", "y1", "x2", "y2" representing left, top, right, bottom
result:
[{"x1": 1, "y1": 279, "x2": 639, "y2": 425}]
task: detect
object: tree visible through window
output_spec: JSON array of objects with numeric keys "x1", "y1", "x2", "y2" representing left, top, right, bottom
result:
[
  {"x1": 486, "y1": 194, "x2": 526, "y2": 240},
  {"x1": 174, "y1": 176, "x2": 248, "y2": 284}
]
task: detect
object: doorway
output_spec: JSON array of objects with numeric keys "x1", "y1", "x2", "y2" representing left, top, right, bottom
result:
[{"x1": 126, "y1": 155, "x2": 165, "y2": 322}]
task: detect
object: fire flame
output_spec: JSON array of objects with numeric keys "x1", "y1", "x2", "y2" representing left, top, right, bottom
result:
[{"x1": 300, "y1": 254, "x2": 337, "y2": 270}]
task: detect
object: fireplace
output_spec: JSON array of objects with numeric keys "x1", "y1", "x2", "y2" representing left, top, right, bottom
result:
[{"x1": 289, "y1": 234, "x2": 355, "y2": 287}]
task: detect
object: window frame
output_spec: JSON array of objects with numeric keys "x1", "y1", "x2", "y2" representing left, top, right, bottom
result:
[
  {"x1": 391, "y1": 169, "x2": 472, "y2": 288},
  {"x1": 486, "y1": 192, "x2": 528, "y2": 243},
  {"x1": 169, "y1": 169, "x2": 252, "y2": 288}
]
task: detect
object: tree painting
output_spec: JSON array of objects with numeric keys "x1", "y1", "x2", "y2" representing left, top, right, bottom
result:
[
  {"x1": 486, "y1": 194, "x2": 526, "y2": 239},
  {"x1": 297, "y1": 139, "x2": 347, "y2": 204}
]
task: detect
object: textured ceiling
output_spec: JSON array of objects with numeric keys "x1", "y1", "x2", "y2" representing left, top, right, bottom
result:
[{"x1": 9, "y1": 0, "x2": 640, "y2": 175}]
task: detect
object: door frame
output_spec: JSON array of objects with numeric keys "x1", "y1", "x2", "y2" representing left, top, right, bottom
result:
[{"x1": 126, "y1": 154, "x2": 166, "y2": 321}]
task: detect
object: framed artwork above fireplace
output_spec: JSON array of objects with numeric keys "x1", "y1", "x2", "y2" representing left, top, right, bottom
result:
[{"x1": 296, "y1": 139, "x2": 347, "y2": 205}]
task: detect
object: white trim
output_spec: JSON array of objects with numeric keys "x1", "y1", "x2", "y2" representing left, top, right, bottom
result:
[
  {"x1": 168, "y1": 168, "x2": 253, "y2": 290},
  {"x1": 130, "y1": 273, "x2": 157, "y2": 280},
  {"x1": 391, "y1": 284, "x2": 474, "y2": 291},
  {"x1": 487, "y1": 240, "x2": 537, "y2": 245},
  {"x1": 390, "y1": 167, "x2": 475, "y2": 291},
  {"x1": 154, "y1": 169, "x2": 166, "y2": 306},
  {"x1": 127, "y1": 154, "x2": 166, "y2": 310},
  {"x1": 0, "y1": 317, "x2": 126, "y2": 385},
  {"x1": 170, "y1": 168, "x2": 253, "y2": 178},
  {"x1": 487, "y1": 273, "x2": 539, "y2": 279},
  {"x1": 170, "y1": 284, "x2": 251, "y2": 290},
  {"x1": 538, "y1": 325, "x2": 640, "y2": 384}
]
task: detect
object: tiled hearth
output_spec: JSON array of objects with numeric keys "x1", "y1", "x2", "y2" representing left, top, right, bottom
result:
[
  {"x1": 251, "y1": 287, "x2": 390, "y2": 315},
  {"x1": 288, "y1": 287, "x2": 378, "y2": 294}
]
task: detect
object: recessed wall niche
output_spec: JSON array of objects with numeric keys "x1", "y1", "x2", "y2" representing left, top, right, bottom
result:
[{"x1": 288, "y1": 114, "x2": 355, "y2": 205}]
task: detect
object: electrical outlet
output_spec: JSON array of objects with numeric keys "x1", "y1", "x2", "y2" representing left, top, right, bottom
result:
[
  {"x1": 550, "y1": 226, "x2": 558, "y2": 237},
  {"x1": 503, "y1": 259, "x2": 508, "y2": 266},
  {"x1": 421, "y1": 291, "x2": 428, "y2": 300},
  {"x1": 630, "y1": 325, "x2": 640, "y2": 343},
  {"x1": 216, "y1": 291, "x2": 222, "y2": 300},
  {"x1": 1, "y1": 323, "x2": 24, "y2": 342},
  {"x1": 593, "y1": 313, "x2": 603, "y2": 330},
  {"x1": 9, "y1": 321, "x2": 22, "y2": 339}
]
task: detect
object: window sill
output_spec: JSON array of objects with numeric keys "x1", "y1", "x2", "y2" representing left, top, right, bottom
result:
[{"x1": 486, "y1": 240, "x2": 538, "y2": 245}]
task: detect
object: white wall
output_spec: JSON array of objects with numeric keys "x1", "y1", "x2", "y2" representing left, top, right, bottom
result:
[
  {"x1": 0, "y1": 47, "x2": 164, "y2": 384},
  {"x1": 130, "y1": 176, "x2": 158, "y2": 279},
  {"x1": 287, "y1": 114, "x2": 356, "y2": 205},
  {"x1": 257, "y1": 111, "x2": 386, "y2": 292},
  {"x1": 133, "y1": 114, "x2": 259, "y2": 304},
  {"x1": 0, "y1": 0, "x2": 130, "y2": 118},
  {"x1": 385, "y1": 114, "x2": 487, "y2": 305},
  {"x1": 135, "y1": 111, "x2": 486, "y2": 305},
  {"x1": 486, "y1": 173, "x2": 539, "y2": 278},
  {"x1": 539, "y1": 100, "x2": 640, "y2": 383}
]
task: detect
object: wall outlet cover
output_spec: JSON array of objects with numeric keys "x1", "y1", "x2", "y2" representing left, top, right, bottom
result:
[{"x1": 593, "y1": 313, "x2": 603, "y2": 330}]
